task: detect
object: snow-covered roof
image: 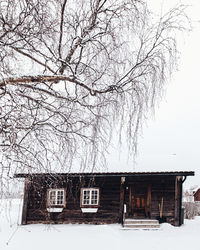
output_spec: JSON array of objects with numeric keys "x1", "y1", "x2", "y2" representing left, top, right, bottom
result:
[{"x1": 193, "y1": 187, "x2": 200, "y2": 195}]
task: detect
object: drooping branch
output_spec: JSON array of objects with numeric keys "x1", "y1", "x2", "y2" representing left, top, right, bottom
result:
[
  {"x1": 0, "y1": 75, "x2": 125, "y2": 96},
  {"x1": 0, "y1": 0, "x2": 190, "y2": 178},
  {"x1": 58, "y1": 0, "x2": 68, "y2": 59}
]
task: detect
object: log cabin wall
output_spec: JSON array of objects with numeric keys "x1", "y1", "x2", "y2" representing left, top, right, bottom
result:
[
  {"x1": 26, "y1": 175, "x2": 122, "y2": 224},
  {"x1": 151, "y1": 176, "x2": 176, "y2": 225},
  {"x1": 17, "y1": 172, "x2": 194, "y2": 226},
  {"x1": 175, "y1": 176, "x2": 183, "y2": 226}
]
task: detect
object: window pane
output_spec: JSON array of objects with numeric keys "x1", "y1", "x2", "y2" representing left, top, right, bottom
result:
[
  {"x1": 49, "y1": 191, "x2": 56, "y2": 205},
  {"x1": 57, "y1": 190, "x2": 64, "y2": 205},
  {"x1": 91, "y1": 190, "x2": 98, "y2": 205},
  {"x1": 48, "y1": 189, "x2": 65, "y2": 206},
  {"x1": 83, "y1": 190, "x2": 90, "y2": 205},
  {"x1": 82, "y1": 189, "x2": 99, "y2": 205}
]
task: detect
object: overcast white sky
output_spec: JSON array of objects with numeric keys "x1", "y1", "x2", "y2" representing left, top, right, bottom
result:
[{"x1": 108, "y1": 0, "x2": 200, "y2": 188}]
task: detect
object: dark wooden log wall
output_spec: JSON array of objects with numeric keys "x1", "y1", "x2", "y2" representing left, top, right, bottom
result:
[
  {"x1": 23, "y1": 175, "x2": 182, "y2": 226},
  {"x1": 174, "y1": 176, "x2": 182, "y2": 226},
  {"x1": 26, "y1": 176, "x2": 122, "y2": 224},
  {"x1": 151, "y1": 176, "x2": 176, "y2": 225},
  {"x1": 21, "y1": 177, "x2": 31, "y2": 225}
]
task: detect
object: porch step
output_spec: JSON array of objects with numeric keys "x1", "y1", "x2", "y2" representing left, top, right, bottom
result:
[
  {"x1": 124, "y1": 219, "x2": 159, "y2": 225},
  {"x1": 123, "y1": 219, "x2": 160, "y2": 229}
]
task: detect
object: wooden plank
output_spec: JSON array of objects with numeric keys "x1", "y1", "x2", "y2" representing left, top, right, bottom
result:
[
  {"x1": 146, "y1": 183, "x2": 151, "y2": 217},
  {"x1": 179, "y1": 179, "x2": 183, "y2": 225},
  {"x1": 174, "y1": 176, "x2": 181, "y2": 226},
  {"x1": 129, "y1": 185, "x2": 133, "y2": 215},
  {"x1": 119, "y1": 183, "x2": 125, "y2": 223},
  {"x1": 21, "y1": 177, "x2": 30, "y2": 225}
]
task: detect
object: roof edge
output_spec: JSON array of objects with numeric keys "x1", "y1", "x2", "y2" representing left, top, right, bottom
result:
[{"x1": 14, "y1": 171, "x2": 195, "y2": 178}]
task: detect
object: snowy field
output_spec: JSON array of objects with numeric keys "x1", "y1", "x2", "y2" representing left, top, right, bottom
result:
[{"x1": 0, "y1": 199, "x2": 200, "y2": 250}]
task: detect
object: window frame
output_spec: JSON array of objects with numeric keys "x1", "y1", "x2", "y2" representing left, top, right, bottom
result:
[
  {"x1": 47, "y1": 188, "x2": 66, "y2": 207},
  {"x1": 80, "y1": 188, "x2": 100, "y2": 208}
]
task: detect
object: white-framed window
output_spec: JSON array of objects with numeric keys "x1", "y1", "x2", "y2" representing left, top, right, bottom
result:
[
  {"x1": 48, "y1": 189, "x2": 65, "y2": 206},
  {"x1": 81, "y1": 188, "x2": 99, "y2": 206}
]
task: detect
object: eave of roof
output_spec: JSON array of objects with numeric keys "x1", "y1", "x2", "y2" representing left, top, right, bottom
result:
[
  {"x1": 193, "y1": 188, "x2": 200, "y2": 195},
  {"x1": 14, "y1": 171, "x2": 195, "y2": 178}
]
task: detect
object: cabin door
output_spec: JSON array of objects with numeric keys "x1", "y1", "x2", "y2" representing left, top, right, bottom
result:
[{"x1": 129, "y1": 184, "x2": 149, "y2": 218}]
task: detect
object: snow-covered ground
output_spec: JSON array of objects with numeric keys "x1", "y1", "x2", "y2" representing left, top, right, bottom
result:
[{"x1": 0, "y1": 199, "x2": 200, "y2": 250}]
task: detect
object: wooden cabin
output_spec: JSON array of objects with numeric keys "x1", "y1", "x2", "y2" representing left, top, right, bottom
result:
[
  {"x1": 194, "y1": 188, "x2": 200, "y2": 202},
  {"x1": 15, "y1": 171, "x2": 194, "y2": 226}
]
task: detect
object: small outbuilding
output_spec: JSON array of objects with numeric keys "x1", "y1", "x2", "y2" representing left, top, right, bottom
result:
[
  {"x1": 15, "y1": 171, "x2": 194, "y2": 226},
  {"x1": 194, "y1": 188, "x2": 200, "y2": 202}
]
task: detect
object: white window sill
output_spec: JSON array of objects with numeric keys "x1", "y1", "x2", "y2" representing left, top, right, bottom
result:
[
  {"x1": 47, "y1": 208, "x2": 63, "y2": 213},
  {"x1": 81, "y1": 208, "x2": 98, "y2": 213}
]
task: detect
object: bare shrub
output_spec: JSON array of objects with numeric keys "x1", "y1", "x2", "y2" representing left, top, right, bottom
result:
[{"x1": 183, "y1": 202, "x2": 200, "y2": 219}]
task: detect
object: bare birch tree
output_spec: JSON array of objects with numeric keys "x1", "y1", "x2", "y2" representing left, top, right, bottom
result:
[{"x1": 0, "y1": 0, "x2": 189, "y2": 176}]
